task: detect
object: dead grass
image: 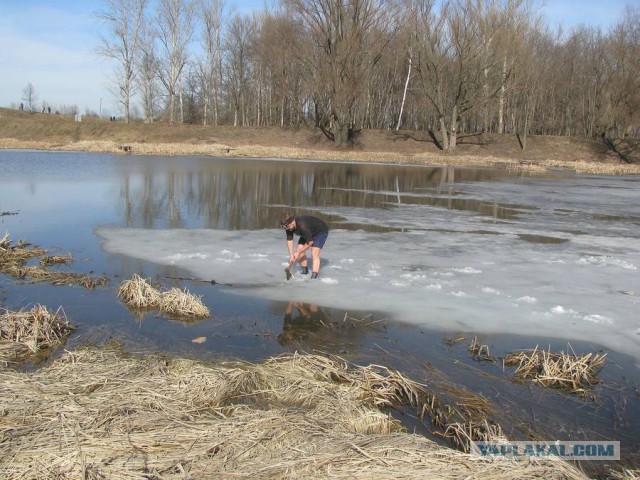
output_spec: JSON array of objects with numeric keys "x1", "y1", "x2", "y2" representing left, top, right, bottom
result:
[
  {"x1": 503, "y1": 345, "x2": 607, "y2": 395},
  {"x1": 608, "y1": 469, "x2": 640, "y2": 480},
  {"x1": 468, "y1": 336, "x2": 495, "y2": 361},
  {"x1": 0, "y1": 233, "x2": 47, "y2": 263},
  {"x1": 40, "y1": 253, "x2": 73, "y2": 266},
  {"x1": 0, "y1": 347, "x2": 590, "y2": 480},
  {"x1": 118, "y1": 274, "x2": 210, "y2": 320},
  {"x1": 0, "y1": 233, "x2": 107, "y2": 289},
  {"x1": 0, "y1": 305, "x2": 74, "y2": 361}
]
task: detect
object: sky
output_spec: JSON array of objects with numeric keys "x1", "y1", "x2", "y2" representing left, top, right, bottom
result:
[{"x1": 0, "y1": 0, "x2": 633, "y2": 116}]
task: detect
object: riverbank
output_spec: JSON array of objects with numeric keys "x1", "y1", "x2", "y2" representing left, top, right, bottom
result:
[
  {"x1": 1, "y1": 107, "x2": 639, "y2": 175},
  {"x1": 0, "y1": 344, "x2": 597, "y2": 480}
]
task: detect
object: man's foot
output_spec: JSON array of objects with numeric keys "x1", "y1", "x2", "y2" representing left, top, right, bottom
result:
[
  {"x1": 311, "y1": 272, "x2": 318, "y2": 279},
  {"x1": 301, "y1": 266, "x2": 309, "y2": 274}
]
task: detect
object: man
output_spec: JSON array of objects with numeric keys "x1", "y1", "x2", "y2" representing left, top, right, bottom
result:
[{"x1": 281, "y1": 213, "x2": 329, "y2": 279}]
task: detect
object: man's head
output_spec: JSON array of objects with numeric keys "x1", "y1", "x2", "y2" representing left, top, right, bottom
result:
[{"x1": 280, "y1": 213, "x2": 295, "y2": 230}]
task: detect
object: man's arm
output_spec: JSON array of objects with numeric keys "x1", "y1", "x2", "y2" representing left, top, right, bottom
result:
[{"x1": 293, "y1": 239, "x2": 313, "y2": 260}]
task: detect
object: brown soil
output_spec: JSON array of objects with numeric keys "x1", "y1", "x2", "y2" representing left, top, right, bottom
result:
[{"x1": 1, "y1": 107, "x2": 637, "y2": 174}]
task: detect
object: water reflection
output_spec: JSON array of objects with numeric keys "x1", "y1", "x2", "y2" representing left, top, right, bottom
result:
[
  {"x1": 114, "y1": 158, "x2": 540, "y2": 230},
  {"x1": 275, "y1": 300, "x2": 386, "y2": 354},
  {"x1": 278, "y1": 301, "x2": 327, "y2": 345}
]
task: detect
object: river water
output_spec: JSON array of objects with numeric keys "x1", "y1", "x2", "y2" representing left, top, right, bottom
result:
[{"x1": 1, "y1": 149, "x2": 638, "y2": 470}]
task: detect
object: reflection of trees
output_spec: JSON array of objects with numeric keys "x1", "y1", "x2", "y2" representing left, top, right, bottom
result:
[{"x1": 117, "y1": 159, "x2": 527, "y2": 229}]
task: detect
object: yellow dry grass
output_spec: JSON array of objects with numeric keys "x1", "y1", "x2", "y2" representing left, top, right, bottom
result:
[
  {"x1": 40, "y1": 253, "x2": 73, "y2": 266},
  {"x1": 608, "y1": 469, "x2": 640, "y2": 480},
  {"x1": 0, "y1": 305, "x2": 74, "y2": 361},
  {"x1": 0, "y1": 233, "x2": 107, "y2": 289},
  {"x1": 118, "y1": 274, "x2": 210, "y2": 320},
  {"x1": 503, "y1": 345, "x2": 607, "y2": 395},
  {"x1": 0, "y1": 347, "x2": 590, "y2": 480},
  {"x1": 117, "y1": 273, "x2": 161, "y2": 309},
  {"x1": 2, "y1": 136, "x2": 638, "y2": 175}
]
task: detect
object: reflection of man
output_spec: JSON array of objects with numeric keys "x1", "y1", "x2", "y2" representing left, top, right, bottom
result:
[{"x1": 278, "y1": 301, "x2": 323, "y2": 345}]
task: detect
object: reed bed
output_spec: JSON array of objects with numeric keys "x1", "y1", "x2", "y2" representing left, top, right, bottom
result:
[
  {"x1": 503, "y1": 346, "x2": 607, "y2": 395},
  {"x1": 468, "y1": 336, "x2": 495, "y2": 361},
  {"x1": 5, "y1": 264, "x2": 108, "y2": 289},
  {"x1": 117, "y1": 274, "x2": 161, "y2": 309},
  {"x1": 264, "y1": 354, "x2": 505, "y2": 453},
  {"x1": 40, "y1": 253, "x2": 73, "y2": 266},
  {"x1": 0, "y1": 234, "x2": 107, "y2": 289},
  {"x1": 608, "y1": 469, "x2": 640, "y2": 480},
  {"x1": 0, "y1": 347, "x2": 589, "y2": 480},
  {"x1": 0, "y1": 305, "x2": 73, "y2": 361},
  {"x1": 0, "y1": 233, "x2": 47, "y2": 264},
  {"x1": 118, "y1": 274, "x2": 210, "y2": 320}
]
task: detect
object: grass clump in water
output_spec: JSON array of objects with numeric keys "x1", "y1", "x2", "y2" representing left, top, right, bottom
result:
[
  {"x1": 118, "y1": 274, "x2": 210, "y2": 320},
  {"x1": 504, "y1": 345, "x2": 606, "y2": 395}
]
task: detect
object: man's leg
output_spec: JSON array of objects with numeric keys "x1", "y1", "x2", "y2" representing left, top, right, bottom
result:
[
  {"x1": 310, "y1": 246, "x2": 321, "y2": 278},
  {"x1": 296, "y1": 243, "x2": 309, "y2": 273}
]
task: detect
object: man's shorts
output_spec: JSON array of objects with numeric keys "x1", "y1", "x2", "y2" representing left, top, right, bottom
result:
[{"x1": 298, "y1": 231, "x2": 329, "y2": 249}]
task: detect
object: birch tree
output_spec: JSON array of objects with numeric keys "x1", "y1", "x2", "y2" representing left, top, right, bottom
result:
[
  {"x1": 197, "y1": 0, "x2": 225, "y2": 125},
  {"x1": 96, "y1": 0, "x2": 147, "y2": 122},
  {"x1": 137, "y1": 22, "x2": 162, "y2": 122},
  {"x1": 155, "y1": 0, "x2": 196, "y2": 124}
]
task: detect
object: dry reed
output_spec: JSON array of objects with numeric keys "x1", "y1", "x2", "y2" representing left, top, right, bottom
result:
[
  {"x1": 40, "y1": 253, "x2": 73, "y2": 266},
  {"x1": 159, "y1": 287, "x2": 211, "y2": 319},
  {"x1": 0, "y1": 233, "x2": 106, "y2": 289},
  {"x1": 265, "y1": 354, "x2": 505, "y2": 453},
  {"x1": 117, "y1": 274, "x2": 161, "y2": 309},
  {"x1": 0, "y1": 347, "x2": 590, "y2": 480},
  {"x1": 503, "y1": 345, "x2": 607, "y2": 395},
  {"x1": 608, "y1": 469, "x2": 640, "y2": 480},
  {"x1": 0, "y1": 234, "x2": 47, "y2": 265},
  {"x1": 13, "y1": 265, "x2": 108, "y2": 289},
  {"x1": 0, "y1": 305, "x2": 74, "y2": 360},
  {"x1": 468, "y1": 336, "x2": 495, "y2": 361},
  {"x1": 117, "y1": 274, "x2": 210, "y2": 320}
]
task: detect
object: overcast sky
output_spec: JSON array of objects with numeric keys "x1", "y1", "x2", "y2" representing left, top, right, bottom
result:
[{"x1": 0, "y1": 0, "x2": 632, "y2": 116}]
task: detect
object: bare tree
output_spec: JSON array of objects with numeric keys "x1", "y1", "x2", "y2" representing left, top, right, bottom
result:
[
  {"x1": 411, "y1": 0, "x2": 529, "y2": 151},
  {"x1": 197, "y1": 0, "x2": 225, "y2": 125},
  {"x1": 21, "y1": 83, "x2": 38, "y2": 112},
  {"x1": 137, "y1": 22, "x2": 162, "y2": 122},
  {"x1": 255, "y1": 10, "x2": 303, "y2": 127},
  {"x1": 602, "y1": 5, "x2": 640, "y2": 139},
  {"x1": 96, "y1": 0, "x2": 147, "y2": 122},
  {"x1": 155, "y1": 0, "x2": 196, "y2": 124},
  {"x1": 286, "y1": 0, "x2": 401, "y2": 146},
  {"x1": 224, "y1": 14, "x2": 257, "y2": 126}
]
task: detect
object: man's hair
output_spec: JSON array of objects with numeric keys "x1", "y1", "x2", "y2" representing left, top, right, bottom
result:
[{"x1": 280, "y1": 213, "x2": 295, "y2": 226}]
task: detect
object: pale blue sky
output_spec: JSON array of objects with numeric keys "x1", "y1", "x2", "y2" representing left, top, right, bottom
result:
[{"x1": 0, "y1": 0, "x2": 632, "y2": 115}]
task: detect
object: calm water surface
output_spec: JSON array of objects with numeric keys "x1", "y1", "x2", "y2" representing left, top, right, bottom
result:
[{"x1": 1, "y1": 150, "x2": 638, "y2": 471}]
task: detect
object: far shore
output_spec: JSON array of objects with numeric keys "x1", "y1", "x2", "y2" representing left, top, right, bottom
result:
[{"x1": 2, "y1": 137, "x2": 640, "y2": 176}]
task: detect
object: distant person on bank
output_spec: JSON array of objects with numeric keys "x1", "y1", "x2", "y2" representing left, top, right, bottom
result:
[{"x1": 281, "y1": 213, "x2": 329, "y2": 279}]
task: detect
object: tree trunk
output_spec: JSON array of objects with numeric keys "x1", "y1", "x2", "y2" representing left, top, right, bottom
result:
[
  {"x1": 333, "y1": 123, "x2": 351, "y2": 147},
  {"x1": 498, "y1": 58, "x2": 507, "y2": 133},
  {"x1": 439, "y1": 115, "x2": 450, "y2": 151},
  {"x1": 396, "y1": 57, "x2": 412, "y2": 130},
  {"x1": 449, "y1": 105, "x2": 458, "y2": 150}
]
